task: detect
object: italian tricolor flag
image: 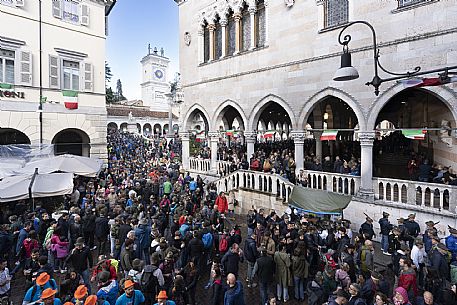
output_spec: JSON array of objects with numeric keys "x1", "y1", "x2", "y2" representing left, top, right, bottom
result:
[
  {"x1": 399, "y1": 76, "x2": 457, "y2": 88},
  {"x1": 225, "y1": 130, "x2": 236, "y2": 136},
  {"x1": 320, "y1": 130, "x2": 338, "y2": 141},
  {"x1": 263, "y1": 130, "x2": 276, "y2": 139},
  {"x1": 402, "y1": 129, "x2": 426, "y2": 140},
  {"x1": 63, "y1": 90, "x2": 78, "y2": 109},
  {"x1": 195, "y1": 131, "x2": 205, "y2": 142}
]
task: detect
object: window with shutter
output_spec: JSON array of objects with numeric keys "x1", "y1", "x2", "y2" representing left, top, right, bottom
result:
[
  {"x1": 63, "y1": 60, "x2": 79, "y2": 91},
  {"x1": 19, "y1": 50, "x2": 32, "y2": 86},
  {"x1": 325, "y1": 0, "x2": 348, "y2": 28},
  {"x1": 83, "y1": 62, "x2": 93, "y2": 92},
  {"x1": 0, "y1": 49, "x2": 15, "y2": 84},
  {"x1": 15, "y1": 0, "x2": 24, "y2": 7},
  {"x1": 0, "y1": 0, "x2": 14, "y2": 7},
  {"x1": 62, "y1": 0, "x2": 80, "y2": 24},
  {"x1": 398, "y1": 0, "x2": 425, "y2": 7},
  {"x1": 81, "y1": 4, "x2": 89, "y2": 26},
  {"x1": 52, "y1": 0, "x2": 62, "y2": 18},
  {"x1": 49, "y1": 55, "x2": 60, "y2": 88}
]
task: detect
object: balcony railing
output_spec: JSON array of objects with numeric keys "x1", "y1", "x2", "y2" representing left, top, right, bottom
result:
[
  {"x1": 188, "y1": 157, "x2": 211, "y2": 173},
  {"x1": 301, "y1": 170, "x2": 360, "y2": 196},
  {"x1": 215, "y1": 170, "x2": 295, "y2": 203},
  {"x1": 374, "y1": 177, "x2": 457, "y2": 212}
]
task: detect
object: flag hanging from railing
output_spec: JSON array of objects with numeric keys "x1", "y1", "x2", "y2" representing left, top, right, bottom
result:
[
  {"x1": 401, "y1": 129, "x2": 426, "y2": 140},
  {"x1": 263, "y1": 130, "x2": 276, "y2": 139},
  {"x1": 320, "y1": 130, "x2": 338, "y2": 141}
]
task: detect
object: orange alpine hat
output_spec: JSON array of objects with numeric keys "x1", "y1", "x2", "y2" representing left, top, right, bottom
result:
[
  {"x1": 40, "y1": 288, "x2": 57, "y2": 300},
  {"x1": 36, "y1": 272, "x2": 50, "y2": 286},
  {"x1": 84, "y1": 295, "x2": 97, "y2": 305},
  {"x1": 123, "y1": 280, "x2": 135, "y2": 289},
  {"x1": 74, "y1": 285, "x2": 88, "y2": 299},
  {"x1": 157, "y1": 290, "x2": 168, "y2": 300}
]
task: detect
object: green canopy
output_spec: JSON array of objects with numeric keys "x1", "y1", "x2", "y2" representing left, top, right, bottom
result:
[{"x1": 288, "y1": 186, "x2": 352, "y2": 215}]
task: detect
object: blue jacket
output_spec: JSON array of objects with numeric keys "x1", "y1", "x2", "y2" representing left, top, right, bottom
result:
[
  {"x1": 97, "y1": 280, "x2": 119, "y2": 305},
  {"x1": 224, "y1": 281, "x2": 245, "y2": 305},
  {"x1": 445, "y1": 234, "x2": 457, "y2": 261},
  {"x1": 135, "y1": 224, "x2": 151, "y2": 250}
]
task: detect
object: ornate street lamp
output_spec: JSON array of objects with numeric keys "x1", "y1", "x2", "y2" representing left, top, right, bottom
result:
[{"x1": 333, "y1": 20, "x2": 457, "y2": 96}]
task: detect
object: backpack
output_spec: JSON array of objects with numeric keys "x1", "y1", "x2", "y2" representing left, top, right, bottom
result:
[
  {"x1": 44, "y1": 237, "x2": 52, "y2": 251},
  {"x1": 202, "y1": 232, "x2": 213, "y2": 249},
  {"x1": 31, "y1": 280, "x2": 57, "y2": 301},
  {"x1": 219, "y1": 234, "x2": 229, "y2": 253},
  {"x1": 140, "y1": 265, "x2": 159, "y2": 296}
]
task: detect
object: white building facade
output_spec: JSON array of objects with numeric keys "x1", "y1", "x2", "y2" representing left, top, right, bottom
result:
[
  {"x1": 0, "y1": 0, "x2": 115, "y2": 158},
  {"x1": 176, "y1": 0, "x2": 457, "y2": 229}
]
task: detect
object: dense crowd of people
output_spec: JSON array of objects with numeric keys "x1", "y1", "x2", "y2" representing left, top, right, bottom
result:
[{"x1": 0, "y1": 131, "x2": 455, "y2": 305}]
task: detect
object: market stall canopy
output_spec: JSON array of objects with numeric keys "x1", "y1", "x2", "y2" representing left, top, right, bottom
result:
[
  {"x1": 0, "y1": 154, "x2": 103, "y2": 178},
  {"x1": 0, "y1": 172, "x2": 74, "y2": 203},
  {"x1": 288, "y1": 185, "x2": 352, "y2": 215}
]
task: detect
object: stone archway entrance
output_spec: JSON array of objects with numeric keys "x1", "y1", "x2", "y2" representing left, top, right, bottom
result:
[
  {"x1": 0, "y1": 128, "x2": 31, "y2": 145},
  {"x1": 52, "y1": 128, "x2": 90, "y2": 157}
]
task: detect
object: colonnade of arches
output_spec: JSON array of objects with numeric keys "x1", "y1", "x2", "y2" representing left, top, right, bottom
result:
[
  {"x1": 108, "y1": 122, "x2": 179, "y2": 136},
  {"x1": 181, "y1": 85, "x2": 457, "y2": 195}
]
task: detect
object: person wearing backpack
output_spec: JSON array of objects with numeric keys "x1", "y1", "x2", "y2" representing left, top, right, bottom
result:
[
  {"x1": 221, "y1": 243, "x2": 244, "y2": 278},
  {"x1": 202, "y1": 223, "x2": 214, "y2": 265},
  {"x1": 243, "y1": 232, "x2": 259, "y2": 288},
  {"x1": 22, "y1": 272, "x2": 58, "y2": 305},
  {"x1": 140, "y1": 254, "x2": 164, "y2": 305},
  {"x1": 96, "y1": 271, "x2": 119, "y2": 305}
]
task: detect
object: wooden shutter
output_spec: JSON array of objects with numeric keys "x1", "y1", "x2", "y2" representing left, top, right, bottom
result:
[
  {"x1": 52, "y1": 0, "x2": 62, "y2": 19},
  {"x1": 49, "y1": 55, "x2": 60, "y2": 89},
  {"x1": 81, "y1": 4, "x2": 90, "y2": 26},
  {"x1": 83, "y1": 62, "x2": 93, "y2": 92},
  {"x1": 15, "y1": 0, "x2": 25, "y2": 7},
  {"x1": 19, "y1": 50, "x2": 32, "y2": 86}
]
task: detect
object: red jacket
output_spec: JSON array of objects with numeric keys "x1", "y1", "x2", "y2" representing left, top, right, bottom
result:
[
  {"x1": 398, "y1": 269, "x2": 418, "y2": 298},
  {"x1": 215, "y1": 195, "x2": 228, "y2": 214}
]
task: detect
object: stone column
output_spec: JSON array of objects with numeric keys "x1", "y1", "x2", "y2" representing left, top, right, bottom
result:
[
  {"x1": 314, "y1": 131, "x2": 322, "y2": 160},
  {"x1": 291, "y1": 130, "x2": 306, "y2": 172},
  {"x1": 249, "y1": 7, "x2": 257, "y2": 50},
  {"x1": 264, "y1": 0, "x2": 269, "y2": 46},
  {"x1": 208, "y1": 24, "x2": 216, "y2": 61},
  {"x1": 358, "y1": 131, "x2": 375, "y2": 201},
  {"x1": 208, "y1": 131, "x2": 219, "y2": 171},
  {"x1": 220, "y1": 18, "x2": 228, "y2": 58},
  {"x1": 180, "y1": 131, "x2": 190, "y2": 170},
  {"x1": 244, "y1": 131, "x2": 256, "y2": 160},
  {"x1": 197, "y1": 26, "x2": 204, "y2": 64},
  {"x1": 234, "y1": 12, "x2": 242, "y2": 54}
]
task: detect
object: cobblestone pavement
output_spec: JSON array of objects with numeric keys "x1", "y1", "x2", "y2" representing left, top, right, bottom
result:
[{"x1": 10, "y1": 214, "x2": 391, "y2": 305}]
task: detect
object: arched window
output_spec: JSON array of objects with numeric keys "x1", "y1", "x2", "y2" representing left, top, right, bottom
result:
[
  {"x1": 241, "y1": 5, "x2": 251, "y2": 51},
  {"x1": 227, "y1": 11, "x2": 236, "y2": 56},
  {"x1": 325, "y1": 0, "x2": 348, "y2": 28},
  {"x1": 215, "y1": 18, "x2": 223, "y2": 59},
  {"x1": 256, "y1": 0, "x2": 266, "y2": 47},
  {"x1": 203, "y1": 22, "x2": 210, "y2": 62}
]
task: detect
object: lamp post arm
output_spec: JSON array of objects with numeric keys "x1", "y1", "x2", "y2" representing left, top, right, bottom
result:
[{"x1": 338, "y1": 20, "x2": 379, "y2": 79}]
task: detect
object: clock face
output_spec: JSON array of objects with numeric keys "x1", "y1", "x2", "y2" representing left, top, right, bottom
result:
[{"x1": 154, "y1": 69, "x2": 164, "y2": 80}]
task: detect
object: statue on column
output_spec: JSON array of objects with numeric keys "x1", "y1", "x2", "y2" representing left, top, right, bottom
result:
[{"x1": 128, "y1": 111, "x2": 133, "y2": 122}]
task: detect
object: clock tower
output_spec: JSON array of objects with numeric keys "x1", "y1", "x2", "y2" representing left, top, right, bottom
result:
[{"x1": 140, "y1": 45, "x2": 170, "y2": 112}]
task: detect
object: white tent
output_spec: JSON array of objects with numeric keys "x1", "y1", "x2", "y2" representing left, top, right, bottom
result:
[
  {"x1": 0, "y1": 172, "x2": 74, "y2": 203},
  {"x1": 1, "y1": 154, "x2": 103, "y2": 178}
]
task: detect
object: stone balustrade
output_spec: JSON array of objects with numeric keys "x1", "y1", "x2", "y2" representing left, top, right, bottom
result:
[
  {"x1": 217, "y1": 160, "x2": 232, "y2": 177},
  {"x1": 299, "y1": 170, "x2": 360, "y2": 196},
  {"x1": 215, "y1": 170, "x2": 295, "y2": 202},
  {"x1": 188, "y1": 157, "x2": 211, "y2": 173},
  {"x1": 374, "y1": 177, "x2": 457, "y2": 212}
]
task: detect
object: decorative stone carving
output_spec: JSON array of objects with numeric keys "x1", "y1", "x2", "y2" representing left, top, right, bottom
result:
[
  {"x1": 179, "y1": 131, "x2": 190, "y2": 140},
  {"x1": 184, "y1": 32, "x2": 191, "y2": 46},
  {"x1": 208, "y1": 131, "x2": 220, "y2": 139},
  {"x1": 439, "y1": 119, "x2": 453, "y2": 147},
  {"x1": 358, "y1": 131, "x2": 376, "y2": 146},
  {"x1": 284, "y1": 0, "x2": 295, "y2": 8},
  {"x1": 290, "y1": 131, "x2": 306, "y2": 144},
  {"x1": 244, "y1": 131, "x2": 257, "y2": 143}
]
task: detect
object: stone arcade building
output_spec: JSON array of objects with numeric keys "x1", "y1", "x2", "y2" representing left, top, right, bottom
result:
[{"x1": 175, "y1": 0, "x2": 457, "y2": 232}]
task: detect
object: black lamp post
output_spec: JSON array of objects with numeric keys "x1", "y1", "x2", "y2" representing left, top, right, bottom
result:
[{"x1": 333, "y1": 20, "x2": 457, "y2": 96}]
